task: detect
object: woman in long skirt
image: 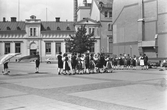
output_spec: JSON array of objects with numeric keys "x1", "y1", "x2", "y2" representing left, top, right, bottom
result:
[
  {"x1": 85, "y1": 53, "x2": 90, "y2": 74},
  {"x1": 71, "y1": 53, "x2": 77, "y2": 74},
  {"x1": 57, "y1": 52, "x2": 63, "y2": 75},
  {"x1": 62, "y1": 53, "x2": 71, "y2": 75},
  {"x1": 89, "y1": 54, "x2": 95, "y2": 73},
  {"x1": 77, "y1": 54, "x2": 83, "y2": 74}
]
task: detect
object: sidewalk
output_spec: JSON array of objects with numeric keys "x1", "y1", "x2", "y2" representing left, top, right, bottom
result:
[{"x1": 0, "y1": 63, "x2": 166, "y2": 110}]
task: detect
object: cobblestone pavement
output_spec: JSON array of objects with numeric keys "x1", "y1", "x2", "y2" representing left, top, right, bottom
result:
[{"x1": 0, "y1": 63, "x2": 166, "y2": 110}]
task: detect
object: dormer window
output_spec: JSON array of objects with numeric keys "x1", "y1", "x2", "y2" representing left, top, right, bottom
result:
[
  {"x1": 57, "y1": 27, "x2": 61, "y2": 30},
  {"x1": 66, "y1": 26, "x2": 70, "y2": 30},
  {"x1": 7, "y1": 27, "x2": 11, "y2": 30},
  {"x1": 17, "y1": 26, "x2": 21, "y2": 30},
  {"x1": 47, "y1": 27, "x2": 50, "y2": 30}
]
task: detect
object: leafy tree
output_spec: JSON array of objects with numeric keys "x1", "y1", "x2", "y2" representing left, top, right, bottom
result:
[{"x1": 65, "y1": 25, "x2": 96, "y2": 53}]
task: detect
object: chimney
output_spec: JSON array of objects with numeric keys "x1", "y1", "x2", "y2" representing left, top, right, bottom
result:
[
  {"x1": 11, "y1": 17, "x2": 17, "y2": 22},
  {"x1": 55, "y1": 17, "x2": 60, "y2": 22},
  {"x1": 3, "y1": 17, "x2": 6, "y2": 22}
]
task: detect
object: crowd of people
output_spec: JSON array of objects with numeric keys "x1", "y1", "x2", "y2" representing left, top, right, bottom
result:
[{"x1": 57, "y1": 52, "x2": 149, "y2": 75}]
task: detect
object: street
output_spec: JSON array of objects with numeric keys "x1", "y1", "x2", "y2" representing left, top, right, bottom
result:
[{"x1": 0, "y1": 62, "x2": 167, "y2": 110}]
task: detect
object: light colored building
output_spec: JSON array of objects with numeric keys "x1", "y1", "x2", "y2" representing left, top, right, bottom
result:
[
  {"x1": 112, "y1": 0, "x2": 167, "y2": 58},
  {"x1": 0, "y1": 15, "x2": 75, "y2": 61},
  {"x1": 76, "y1": 0, "x2": 113, "y2": 53}
]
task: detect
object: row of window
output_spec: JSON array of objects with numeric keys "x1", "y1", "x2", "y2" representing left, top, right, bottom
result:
[
  {"x1": 3, "y1": 42, "x2": 95, "y2": 55},
  {"x1": 45, "y1": 42, "x2": 94, "y2": 54},
  {"x1": 4, "y1": 43, "x2": 21, "y2": 54},
  {"x1": 104, "y1": 11, "x2": 112, "y2": 18},
  {"x1": 45, "y1": 42, "x2": 62, "y2": 54}
]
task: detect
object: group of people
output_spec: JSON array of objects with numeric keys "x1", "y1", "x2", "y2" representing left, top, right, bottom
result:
[
  {"x1": 57, "y1": 52, "x2": 149, "y2": 75},
  {"x1": 57, "y1": 52, "x2": 113, "y2": 75},
  {"x1": 1, "y1": 51, "x2": 150, "y2": 75}
]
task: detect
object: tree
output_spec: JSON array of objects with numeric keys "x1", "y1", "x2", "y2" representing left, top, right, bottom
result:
[{"x1": 65, "y1": 25, "x2": 96, "y2": 53}]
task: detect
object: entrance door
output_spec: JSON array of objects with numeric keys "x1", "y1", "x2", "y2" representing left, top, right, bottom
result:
[{"x1": 30, "y1": 49, "x2": 36, "y2": 55}]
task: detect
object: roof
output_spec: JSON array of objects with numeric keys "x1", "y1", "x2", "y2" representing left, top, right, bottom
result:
[
  {"x1": 41, "y1": 21, "x2": 75, "y2": 32},
  {"x1": 94, "y1": 0, "x2": 112, "y2": 9},
  {"x1": 0, "y1": 22, "x2": 25, "y2": 31},
  {"x1": 0, "y1": 21, "x2": 75, "y2": 34},
  {"x1": 75, "y1": 18, "x2": 100, "y2": 25}
]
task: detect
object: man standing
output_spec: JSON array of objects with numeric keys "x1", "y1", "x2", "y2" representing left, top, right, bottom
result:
[
  {"x1": 35, "y1": 52, "x2": 40, "y2": 73},
  {"x1": 143, "y1": 54, "x2": 148, "y2": 70},
  {"x1": 57, "y1": 52, "x2": 63, "y2": 75}
]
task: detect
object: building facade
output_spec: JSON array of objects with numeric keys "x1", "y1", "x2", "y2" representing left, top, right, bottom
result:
[
  {"x1": 0, "y1": 15, "x2": 75, "y2": 61},
  {"x1": 112, "y1": 0, "x2": 167, "y2": 58},
  {"x1": 76, "y1": 0, "x2": 113, "y2": 53}
]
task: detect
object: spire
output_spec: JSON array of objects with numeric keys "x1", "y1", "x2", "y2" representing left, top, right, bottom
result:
[{"x1": 74, "y1": 0, "x2": 78, "y2": 22}]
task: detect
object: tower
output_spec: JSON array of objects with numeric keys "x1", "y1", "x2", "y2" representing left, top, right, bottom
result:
[
  {"x1": 74, "y1": 0, "x2": 78, "y2": 22},
  {"x1": 83, "y1": 0, "x2": 87, "y2": 6}
]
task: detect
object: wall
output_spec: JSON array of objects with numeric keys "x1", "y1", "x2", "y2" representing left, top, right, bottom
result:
[{"x1": 112, "y1": 0, "x2": 167, "y2": 57}]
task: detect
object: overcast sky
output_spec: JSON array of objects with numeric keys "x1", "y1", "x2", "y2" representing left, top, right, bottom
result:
[{"x1": 0, "y1": 0, "x2": 92, "y2": 22}]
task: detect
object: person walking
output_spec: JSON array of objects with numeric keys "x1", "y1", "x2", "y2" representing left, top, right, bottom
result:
[{"x1": 57, "y1": 52, "x2": 63, "y2": 75}]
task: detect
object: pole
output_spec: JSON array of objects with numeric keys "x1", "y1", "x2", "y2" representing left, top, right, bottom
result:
[{"x1": 18, "y1": 0, "x2": 20, "y2": 21}]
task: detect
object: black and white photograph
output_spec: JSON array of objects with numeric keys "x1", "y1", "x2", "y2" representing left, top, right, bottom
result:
[{"x1": 0, "y1": 0, "x2": 167, "y2": 109}]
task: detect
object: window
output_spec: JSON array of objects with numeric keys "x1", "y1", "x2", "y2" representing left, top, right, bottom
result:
[
  {"x1": 5, "y1": 43, "x2": 10, "y2": 54},
  {"x1": 57, "y1": 27, "x2": 61, "y2": 30},
  {"x1": 56, "y1": 42, "x2": 61, "y2": 54},
  {"x1": 109, "y1": 12, "x2": 112, "y2": 17},
  {"x1": 90, "y1": 43, "x2": 94, "y2": 53},
  {"x1": 30, "y1": 28, "x2": 37, "y2": 36},
  {"x1": 105, "y1": 11, "x2": 108, "y2": 17},
  {"x1": 45, "y1": 42, "x2": 51, "y2": 54},
  {"x1": 92, "y1": 28, "x2": 95, "y2": 34},
  {"x1": 7, "y1": 27, "x2": 10, "y2": 30},
  {"x1": 47, "y1": 27, "x2": 50, "y2": 30},
  {"x1": 65, "y1": 43, "x2": 70, "y2": 53},
  {"x1": 108, "y1": 24, "x2": 112, "y2": 31},
  {"x1": 109, "y1": 36, "x2": 113, "y2": 43},
  {"x1": 66, "y1": 26, "x2": 70, "y2": 30},
  {"x1": 17, "y1": 27, "x2": 21, "y2": 30},
  {"x1": 15, "y1": 43, "x2": 21, "y2": 53},
  {"x1": 89, "y1": 28, "x2": 91, "y2": 34}
]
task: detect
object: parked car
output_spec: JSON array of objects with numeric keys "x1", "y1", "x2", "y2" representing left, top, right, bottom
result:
[{"x1": 45, "y1": 58, "x2": 57, "y2": 64}]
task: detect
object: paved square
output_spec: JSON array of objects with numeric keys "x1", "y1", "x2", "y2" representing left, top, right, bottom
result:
[
  {"x1": 70, "y1": 84, "x2": 167, "y2": 110},
  {"x1": 3, "y1": 76, "x2": 109, "y2": 89}
]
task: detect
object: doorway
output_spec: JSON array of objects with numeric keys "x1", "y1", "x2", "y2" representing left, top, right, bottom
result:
[{"x1": 30, "y1": 49, "x2": 36, "y2": 55}]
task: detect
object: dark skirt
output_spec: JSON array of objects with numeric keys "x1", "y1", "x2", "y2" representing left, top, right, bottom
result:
[
  {"x1": 77, "y1": 62, "x2": 82, "y2": 70},
  {"x1": 89, "y1": 60, "x2": 95, "y2": 69},
  {"x1": 35, "y1": 60, "x2": 40, "y2": 68},
  {"x1": 65, "y1": 61, "x2": 70, "y2": 70},
  {"x1": 71, "y1": 61, "x2": 77, "y2": 69},
  {"x1": 133, "y1": 60, "x2": 136, "y2": 66},
  {"x1": 58, "y1": 61, "x2": 63, "y2": 68},
  {"x1": 4, "y1": 62, "x2": 8, "y2": 69}
]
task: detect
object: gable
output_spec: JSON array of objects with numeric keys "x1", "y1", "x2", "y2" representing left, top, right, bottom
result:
[{"x1": 75, "y1": 18, "x2": 100, "y2": 25}]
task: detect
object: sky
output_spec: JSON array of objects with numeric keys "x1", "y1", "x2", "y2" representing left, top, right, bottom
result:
[{"x1": 0, "y1": 0, "x2": 92, "y2": 22}]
